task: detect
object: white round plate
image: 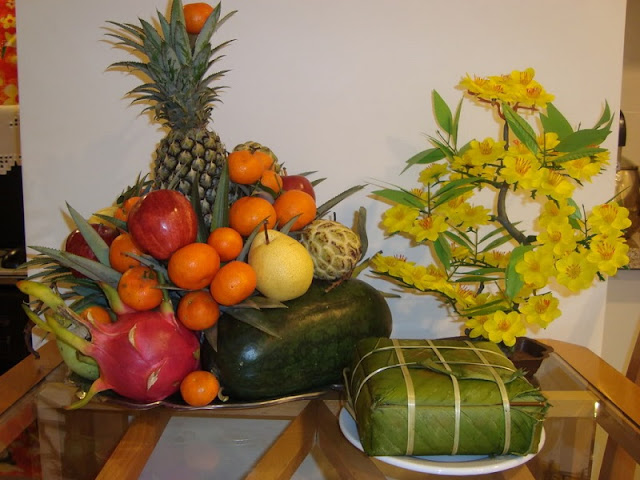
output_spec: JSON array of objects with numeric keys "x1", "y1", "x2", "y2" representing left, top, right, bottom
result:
[{"x1": 338, "y1": 408, "x2": 545, "y2": 476}]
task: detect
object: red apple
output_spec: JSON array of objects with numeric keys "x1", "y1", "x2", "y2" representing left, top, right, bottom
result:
[
  {"x1": 65, "y1": 224, "x2": 119, "y2": 277},
  {"x1": 281, "y1": 175, "x2": 316, "y2": 200},
  {"x1": 127, "y1": 189, "x2": 198, "y2": 260}
]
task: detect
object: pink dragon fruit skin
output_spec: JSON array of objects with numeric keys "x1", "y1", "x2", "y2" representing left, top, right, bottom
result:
[
  {"x1": 85, "y1": 310, "x2": 200, "y2": 403},
  {"x1": 18, "y1": 280, "x2": 201, "y2": 408}
]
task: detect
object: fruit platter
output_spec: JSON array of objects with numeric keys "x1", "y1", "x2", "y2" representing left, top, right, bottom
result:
[{"x1": 19, "y1": 0, "x2": 392, "y2": 410}]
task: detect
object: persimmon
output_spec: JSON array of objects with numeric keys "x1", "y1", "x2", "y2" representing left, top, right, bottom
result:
[
  {"x1": 117, "y1": 266, "x2": 163, "y2": 311},
  {"x1": 183, "y1": 3, "x2": 214, "y2": 35},
  {"x1": 168, "y1": 242, "x2": 220, "y2": 290},
  {"x1": 114, "y1": 196, "x2": 141, "y2": 223},
  {"x1": 207, "y1": 227, "x2": 244, "y2": 262},
  {"x1": 109, "y1": 233, "x2": 145, "y2": 273},
  {"x1": 180, "y1": 370, "x2": 220, "y2": 407},
  {"x1": 273, "y1": 190, "x2": 317, "y2": 231},
  {"x1": 210, "y1": 261, "x2": 256, "y2": 306},
  {"x1": 177, "y1": 290, "x2": 220, "y2": 330},
  {"x1": 228, "y1": 150, "x2": 265, "y2": 185},
  {"x1": 80, "y1": 305, "x2": 112, "y2": 325},
  {"x1": 259, "y1": 170, "x2": 283, "y2": 195},
  {"x1": 229, "y1": 196, "x2": 277, "y2": 237}
]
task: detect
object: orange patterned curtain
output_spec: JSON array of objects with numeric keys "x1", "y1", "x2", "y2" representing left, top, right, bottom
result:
[{"x1": 0, "y1": 0, "x2": 17, "y2": 105}]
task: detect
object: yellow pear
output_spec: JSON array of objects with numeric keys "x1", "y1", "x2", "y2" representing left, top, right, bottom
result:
[{"x1": 248, "y1": 230, "x2": 314, "y2": 301}]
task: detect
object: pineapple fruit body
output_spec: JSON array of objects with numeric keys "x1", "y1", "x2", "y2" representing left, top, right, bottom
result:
[
  {"x1": 154, "y1": 127, "x2": 241, "y2": 229},
  {"x1": 301, "y1": 219, "x2": 362, "y2": 281}
]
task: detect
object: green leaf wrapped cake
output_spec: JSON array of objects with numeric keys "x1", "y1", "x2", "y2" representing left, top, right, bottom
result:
[{"x1": 344, "y1": 338, "x2": 549, "y2": 456}]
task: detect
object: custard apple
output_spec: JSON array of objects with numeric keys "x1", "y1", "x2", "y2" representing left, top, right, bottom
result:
[{"x1": 301, "y1": 219, "x2": 362, "y2": 280}]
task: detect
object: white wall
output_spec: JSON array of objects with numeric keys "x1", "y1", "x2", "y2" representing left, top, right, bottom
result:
[
  {"x1": 603, "y1": 0, "x2": 640, "y2": 373},
  {"x1": 15, "y1": 0, "x2": 628, "y2": 351}
]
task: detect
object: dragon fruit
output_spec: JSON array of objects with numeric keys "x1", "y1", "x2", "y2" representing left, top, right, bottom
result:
[{"x1": 18, "y1": 280, "x2": 200, "y2": 409}]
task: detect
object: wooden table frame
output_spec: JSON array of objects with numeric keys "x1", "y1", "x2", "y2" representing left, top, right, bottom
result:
[{"x1": 1, "y1": 339, "x2": 639, "y2": 479}]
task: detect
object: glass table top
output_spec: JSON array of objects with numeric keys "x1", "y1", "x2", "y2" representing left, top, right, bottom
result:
[{"x1": 0, "y1": 339, "x2": 638, "y2": 479}]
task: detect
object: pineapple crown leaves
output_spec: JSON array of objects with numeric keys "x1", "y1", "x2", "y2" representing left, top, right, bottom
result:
[{"x1": 106, "y1": 0, "x2": 236, "y2": 130}]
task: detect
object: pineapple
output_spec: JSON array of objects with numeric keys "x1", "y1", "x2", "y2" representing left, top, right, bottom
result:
[
  {"x1": 108, "y1": 0, "x2": 238, "y2": 229},
  {"x1": 301, "y1": 219, "x2": 362, "y2": 281}
]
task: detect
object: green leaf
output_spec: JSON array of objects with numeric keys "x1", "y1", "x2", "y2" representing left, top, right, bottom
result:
[
  {"x1": 593, "y1": 101, "x2": 611, "y2": 129},
  {"x1": 354, "y1": 207, "x2": 368, "y2": 260},
  {"x1": 502, "y1": 104, "x2": 539, "y2": 155},
  {"x1": 30, "y1": 246, "x2": 122, "y2": 286},
  {"x1": 401, "y1": 148, "x2": 446, "y2": 173},
  {"x1": 237, "y1": 222, "x2": 266, "y2": 263},
  {"x1": 552, "y1": 147, "x2": 606, "y2": 164},
  {"x1": 451, "y1": 98, "x2": 463, "y2": 147},
  {"x1": 316, "y1": 185, "x2": 366, "y2": 219},
  {"x1": 66, "y1": 203, "x2": 111, "y2": 266},
  {"x1": 555, "y1": 129, "x2": 611, "y2": 152},
  {"x1": 93, "y1": 214, "x2": 127, "y2": 232},
  {"x1": 429, "y1": 136, "x2": 456, "y2": 161},
  {"x1": 463, "y1": 267, "x2": 504, "y2": 275},
  {"x1": 370, "y1": 188, "x2": 424, "y2": 209},
  {"x1": 461, "y1": 302, "x2": 507, "y2": 318},
  {"x1": 223, "y1": 307, "x2": 282, "y2": 338},
  {"x1": 434, "y1": 234, "x2": 452, "y2": 269},
  {"x1": 210, "y1": 160, "x2": 230, "y2": 231},
  {"x1": 505, "y1": 244, "x2": 534, "y2": 300},
  {"x1": 567, "y1": 197, "x2": 583, "y2": 220},
  {"x1": 453, "y1": 275, "x2": 499, "y2": 283},
  {"x1": 481, "y1": 233, "x2": 515, "y2": 252},
  {"x1": 442, "y1": 230, "x2": 472, "y2": 249},
  {"x1": 190, "y1": 172, "x2": 207, "y2": 243},
  {"x1": 432, "y1": 185, "x2": 476, "y2": 209},
  {"x1": 432, "y1": 177, "x2": 481, "y2": 199},
  {"x1": 540, "y1": 103, "x2": 573, "y2": 140},
  {"x1": 432, "y1": 90, "x2": 453, "y2": 136},
  {"x1": 479, "y1": 225, "x2": 509, "y2": 244}
]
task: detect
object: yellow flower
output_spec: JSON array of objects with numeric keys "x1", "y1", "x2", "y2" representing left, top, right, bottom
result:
[
  {"x1": 480, "y1": 250, "x2": 510, "y2": 269},
  {"x1": 409, "y1": 214, "x2": 448, "y2": 242},
  {"x1": 515, "y1": 247, "x2": 557, "y2": 289},
  {"x1": 536, "y1": 222, "x2": 577, "y2": 257},
  {"x1": 507, "y1": 139, "x2": 533, "y2": 157},
  {"x1": 562, "y1": 156, "x2": 602, "y2": 182},
  {"x1": 555, "y1": 250, "x2": 597, "y2": 292},
  {"x1": 520, "y1": 293, "x2": 561, "y2": 328},
  {"x1": 499, "y1": 153, "x2": 542, "y2": 189},
  {"x1": 456, "y1": 204, "x2": 491, "y2": 229},
  {"x1": 509, "y1": 68, "x2": 536, "y2": 87},
  {"x1": 538, "y1": 199, "x2": 576, "y2": 228},
  {"x1": 370, "y1": 254, "x2": 414, "y2": 277},
  {"x1": 422, "y1": 264, "x2": 454, "y2": 295},
  {"x1": 465, "y1": 315, "x2": 490, "y2": 339},
  {"x1": 452, "y1": 284, "x2": 478, "y2": 309},
  {"x1": 458, "y1": 74, "x2": 491, "y2": 97},
  {"x1": 398, "y1": 264, "x2": 436, "y2": 291},
  {"x1": 419, "y1": 163, "x2": 448, "y2": 185},
  {"x1": 484, "y1": 311, "x2": 527, "y2": 347},
  {"x1": 587, "y1": 238, "x2": 629, "y2": 276},
  {"x1": 537, "y1": 132, "x2": 560, "y2": 152},
  {"x1": 382, "y1": 204, "x2": 420, "y2": 234},
  {"x1": 587, "y1": 203, "x2": 631, "y2": 236},
  {"x1": 537, "y1": 168, "x2": 575, "y2": 201},
  {"x1": 468, "y1": 137, "x2": 506, "y2": 164},
  {"x1": 451, "y1": 244, "x2": 471, "y2": 260}
]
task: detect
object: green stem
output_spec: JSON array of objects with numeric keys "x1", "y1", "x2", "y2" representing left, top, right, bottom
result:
[
  {"x1": 496, "y1": 184, "x2": 529, "y2": 245},
  {"x1": 17, "y1": 280, "x2": 66, "y2": 311},
  {"x1": 44, "y1": 312, "x2": 90, "y2": 354}
]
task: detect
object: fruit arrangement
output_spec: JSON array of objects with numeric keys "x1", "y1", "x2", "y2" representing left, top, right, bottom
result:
[{"x1": 19, "y1": 0, "x2": 391, "y2": 408}]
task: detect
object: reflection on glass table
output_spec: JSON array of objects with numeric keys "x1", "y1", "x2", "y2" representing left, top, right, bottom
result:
[{"x1": 0, "y1": 339, "x2": 638, "y2": 479}]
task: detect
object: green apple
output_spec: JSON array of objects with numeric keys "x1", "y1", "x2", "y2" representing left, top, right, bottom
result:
[{"x1": 248, "y1": 230, "x2": 314, "y2": 301}]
